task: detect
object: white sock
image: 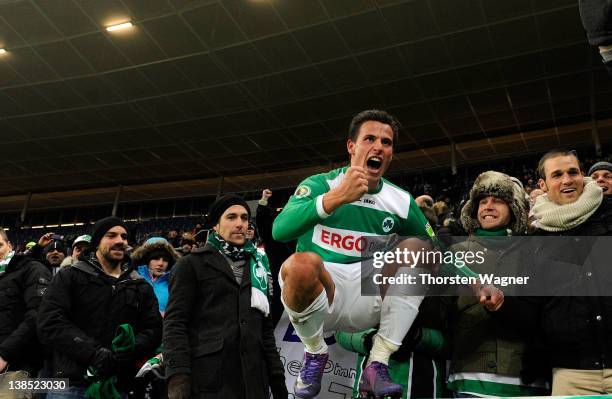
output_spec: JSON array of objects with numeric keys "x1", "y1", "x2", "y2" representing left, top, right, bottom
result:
[
  {"x1": 301, "y1": 326, "x2": 327, "y2": 354},
  {"x1": 377, "y1": 294, "x2": 423, "y2": 347},
  {"x1": 367, "y1": 295, "x2": 421, "y2": 366},
  {"x1": 367, "y1": 334, "x2": 400, "y2": 366},
  {"x1": 283, "y1": 289, "x2": 328, "y2": 354}
]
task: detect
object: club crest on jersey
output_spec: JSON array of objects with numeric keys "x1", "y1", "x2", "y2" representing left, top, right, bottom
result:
[
  {"x1": 294, "y1": 185, "x2": 311, "y2": 198},
  {"x1": 382, "y1": 217, "x2": 394, "y2": 233}
]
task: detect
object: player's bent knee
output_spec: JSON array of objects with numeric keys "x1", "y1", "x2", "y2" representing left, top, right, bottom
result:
[{"x1": 281, "y1": 252, "x2": 323, "y2": 289}]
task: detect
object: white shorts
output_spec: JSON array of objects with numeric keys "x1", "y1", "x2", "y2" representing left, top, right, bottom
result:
[{"x1": 279, "y1": 260, "x2": 382, "y2": 333}]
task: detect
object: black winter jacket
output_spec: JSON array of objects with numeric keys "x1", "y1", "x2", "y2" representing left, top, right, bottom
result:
[
  {"x1": 0, "y1": 254, "x2": 51, "y2": 375},
  {"x1": 493, "y1": 198, "x2": 612, "y2": 370},
  {"x1": 163, "y1": 244, "x2": 285, "y2": 399},
  {"x1": 37, "y1": 255, "x2": 162, "y2": 388}
]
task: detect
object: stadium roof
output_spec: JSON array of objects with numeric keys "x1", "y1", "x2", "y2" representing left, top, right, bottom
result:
[{"x1": 0, "y1": 0, "x2": 610, "y2": 202}]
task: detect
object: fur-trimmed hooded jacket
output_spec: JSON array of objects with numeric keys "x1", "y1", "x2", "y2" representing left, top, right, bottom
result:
[
  {"x1": 460, "y1": 171, "x2": 529, "y2": 235},
  {"x1": 447, "y1": 172, "x2": 549, "y2": 394},
  {"x1": 132, "y1": 239, "x2": 181, "y2": 314}
]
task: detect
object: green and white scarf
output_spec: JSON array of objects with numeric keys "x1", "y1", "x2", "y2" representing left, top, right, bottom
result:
[
  {"x1": 207, "y1": 232, "x2": 272, "y2": 316},
  {"x1": 0, "y1": 251, "x2": 15, "y2": 276}
]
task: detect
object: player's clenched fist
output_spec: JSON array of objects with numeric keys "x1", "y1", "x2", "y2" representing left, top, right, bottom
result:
[
  {"x1": 339, "y1": 147, "x2": 370, "y2": 203},
  {"x1": 338, "y1": 166, "x2": 369, "y2": 203},
  {"x1": 322, "y1": 150, "x2": 370, "y2": 214}
]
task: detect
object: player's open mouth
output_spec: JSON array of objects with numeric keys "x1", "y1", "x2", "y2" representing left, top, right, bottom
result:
[
  {"x1": 366, "y1": 156, "x2": 382, "y2": 172},
  {"x1": 482, "y1": 215, "x2": 497, "y2": 220},
  {"x1": 561, "y1": 188, "x2": 576, "y2": 195}
]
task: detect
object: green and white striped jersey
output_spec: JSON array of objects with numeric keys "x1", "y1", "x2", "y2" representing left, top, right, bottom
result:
[{"x1": 272, "y1": 166, "x2": 434, "y2": 264}]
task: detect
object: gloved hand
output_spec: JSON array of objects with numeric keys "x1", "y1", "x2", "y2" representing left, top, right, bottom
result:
[
  {"x1": 90, "y1": 348, "x2": 117, "y2": 378},
  {"x1": 270, "y1": 375, "x2": 288, "y2": 399},
  {"x1": 167, "y1": 373, "x2": 191, "y2": 399}
]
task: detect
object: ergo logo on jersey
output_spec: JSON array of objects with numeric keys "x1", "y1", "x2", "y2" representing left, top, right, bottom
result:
[
  {"x1": 320, "y1": 229, "x2": 366, "y2": 252},
  {"x1": 313, "y1": 225, "x2": 377, "y2": 257}
]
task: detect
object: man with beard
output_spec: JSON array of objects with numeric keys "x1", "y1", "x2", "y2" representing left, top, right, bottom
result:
[{"x1": 38, "y1": 217, "x2": 162, "y2": 399}]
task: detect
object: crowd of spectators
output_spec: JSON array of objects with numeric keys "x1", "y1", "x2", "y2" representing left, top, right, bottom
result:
[
  {"x1": 0, "y1": 0, "x2": 611, "y2": 396},
  {"x1": 6, "y1": 152, "x2": 610, "y2": 256},
  {"x1": 0, "y1": 146, "x2": 610, "y2": 398}
]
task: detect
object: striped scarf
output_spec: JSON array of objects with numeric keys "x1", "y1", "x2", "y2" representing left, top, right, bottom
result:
[{"x1": 207, "y1": 232, "x2": 271, "y2": 316}]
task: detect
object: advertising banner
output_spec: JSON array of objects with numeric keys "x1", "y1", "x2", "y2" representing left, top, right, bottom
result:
[{"x1": 274, "y1": 311, "x2": 359, "y2": 399}]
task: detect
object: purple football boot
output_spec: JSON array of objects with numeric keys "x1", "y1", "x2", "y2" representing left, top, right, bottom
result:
[
  {"x1": 358, "y1": 361, "x2": 403, "y2": 399},
  {"x1": 294, "y1": 352, "x2": 328, "y2": 398}
]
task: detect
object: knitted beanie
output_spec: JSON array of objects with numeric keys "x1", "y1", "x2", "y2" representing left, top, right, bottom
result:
[
  {"x1": 91, "y1": 216, "x2": 129, "y2": 249},
  {"x1": 588, "y1": 161, "x2": 612, "y2": 176},
  {"x1": 206, "y1": 194, "x2": 250, "y2": 228}
]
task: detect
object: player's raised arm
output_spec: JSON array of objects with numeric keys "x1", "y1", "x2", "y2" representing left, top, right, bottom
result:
[
  {"x1": 274, "y1": 149, "x2": 373, "y2": 242},
  {"x1": 272, "y1": 175, "x2": 331, "y2": 242}
]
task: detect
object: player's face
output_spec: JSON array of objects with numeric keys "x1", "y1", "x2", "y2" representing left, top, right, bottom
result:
[
  {"x1": 214, "y1": 205, "x2": 249, "y2": 246},
  {"x1": 539, "y1": 155, "x2": 584, "y2": 205},
  {"x1": 477, "y1": 196, "x2": 511, "y2": 230},
  {"x1": 591, "y1": 170, "x2": 612, "y2": 196},
  {"x1": 348, "y1": 121, "x2": 394, "y2": 185}
]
